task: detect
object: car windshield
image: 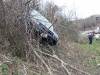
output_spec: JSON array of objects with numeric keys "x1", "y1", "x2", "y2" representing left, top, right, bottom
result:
[{"x1": 30, "y1": 10, "x2": 53, "y2": 32}]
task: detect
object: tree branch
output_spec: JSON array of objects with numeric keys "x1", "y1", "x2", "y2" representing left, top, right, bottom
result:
[
  {"x1": 36, "y1": 49, "x2": 91, "y2": 75},
  {"x1": 27, "y1": 41, "x2": 53, "y2": 75}
]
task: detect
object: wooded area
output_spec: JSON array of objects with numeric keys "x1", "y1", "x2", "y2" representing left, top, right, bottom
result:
[{"x1": 0, "y1": 0, "x2": 100, "y2": 75}]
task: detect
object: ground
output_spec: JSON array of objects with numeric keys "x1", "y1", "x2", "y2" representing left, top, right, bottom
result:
[{"x1": 0, "y1": 27, "x2": 100, "y2": 75}]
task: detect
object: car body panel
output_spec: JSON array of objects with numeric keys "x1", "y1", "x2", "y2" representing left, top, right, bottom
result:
[{"x1": 26, "y1": 10, "x2": 58, "y2": 45}]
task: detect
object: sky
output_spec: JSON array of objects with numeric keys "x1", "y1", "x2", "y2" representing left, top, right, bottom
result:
[{"x1": 44, "y1": 0, "x2": 100, "y2": 19}]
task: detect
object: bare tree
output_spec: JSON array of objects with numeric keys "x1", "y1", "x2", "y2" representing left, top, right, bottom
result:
[{"x1": 40, "y1": 1, "x2": 61, "y2": 22}]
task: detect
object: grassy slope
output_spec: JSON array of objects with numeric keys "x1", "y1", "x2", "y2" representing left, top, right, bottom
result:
[
  {"x1": 0, "y1": 25, "x2": 100, "y2": 75},
  {"x1": 80, "y1": 39, "x2": 100, "y2": 56},
  {"x1": 79, "y1": 38, "x2": 100, "y2": 75}
]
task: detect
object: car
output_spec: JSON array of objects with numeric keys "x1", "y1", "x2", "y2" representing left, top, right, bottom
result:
[{"x1": 26, "y1": 10, "x2": 58, "y2": 45}]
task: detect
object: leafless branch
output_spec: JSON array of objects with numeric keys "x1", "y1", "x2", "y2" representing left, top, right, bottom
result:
[
  {"x1": 27, "y1": 41, "x2": 53, "y2": 75},
  {"x1": 36, "y1": 49, "x2": 91, "y2": 75}
]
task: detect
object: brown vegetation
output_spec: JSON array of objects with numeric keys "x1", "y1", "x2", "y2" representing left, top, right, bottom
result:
[{"x1": 0, "y1": 0, "x2": 100, "y2": 75}]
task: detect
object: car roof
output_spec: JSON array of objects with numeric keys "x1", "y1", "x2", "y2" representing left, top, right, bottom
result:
[
  {"x1": 30, "y1": 10, "x2": 59, "y2": 38},
  {"x1": 30, "y1": 10, "x2": 53, "y2": 31}
]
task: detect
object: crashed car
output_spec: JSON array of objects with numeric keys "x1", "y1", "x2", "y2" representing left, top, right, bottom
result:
[{"x1": 26, "y1": 10, "x2": 58, "y2": 45}]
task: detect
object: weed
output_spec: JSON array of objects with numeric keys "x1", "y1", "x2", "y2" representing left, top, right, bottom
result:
[
  {"x1": 13, "y1": 57, "x2": 23, "y2": 65},
  {"x1": 2, "y1": 66, "x2": 9, "y2": 75},
  {"x1": 15, "y1": 70, "x2": 22, "y2": 75}
]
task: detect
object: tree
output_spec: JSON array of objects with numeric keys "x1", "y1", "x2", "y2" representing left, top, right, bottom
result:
[{"x1": 40, "y1": 1, "x2": 61, "y2": 22}]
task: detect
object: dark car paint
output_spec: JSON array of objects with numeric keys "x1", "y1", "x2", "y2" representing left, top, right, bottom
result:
[{"x1": 26, "y1": 17, "x2": 58, "y2": 45}]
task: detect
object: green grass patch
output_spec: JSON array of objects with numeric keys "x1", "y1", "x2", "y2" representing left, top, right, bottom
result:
[
  {"x1": 15, "y1": 70, "x2": 22, "y2": 75},
  {"x1": 79, "y1": 40, "x2": 100, "y2": 56},
  {"x1": 2, "y1": 66, "x2": 9, "y2": 75},
  {"x1": 88, "y1": 59, "x2": 97, "y2": 69},
  {"x1": 78, "y1": 38, "x2": 100, "y2": 70},
  {"x1": 96, "y1": 56, "x2": 100, "y2": 66}
]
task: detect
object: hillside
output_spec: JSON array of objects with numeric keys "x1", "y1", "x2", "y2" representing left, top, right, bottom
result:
[
  {"x1": 1, "y1": 26, "x2": 100, "y2": 75},
  {"x1": 1, "y1": 0, "x2": 100, "y2": 75}
]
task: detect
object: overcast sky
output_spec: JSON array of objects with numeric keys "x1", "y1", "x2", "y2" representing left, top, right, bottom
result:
[{"x1": 44, "y1": 0, "x2": 100, "y2": 19}]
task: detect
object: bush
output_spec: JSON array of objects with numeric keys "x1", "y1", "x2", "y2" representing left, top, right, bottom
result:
[
  {"x1": 67, "y1": 28, "x2": 79, "y2": 43},
  {"x1": 78, "y1": 34, "x2": 88, "y2": 44}
]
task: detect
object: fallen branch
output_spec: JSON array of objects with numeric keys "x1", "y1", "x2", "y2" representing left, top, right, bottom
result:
[
  {"x1": 36, "y1": 50, "x2": 71, "y2": 75},
  {"x1": 28, "y1": 41, "x2": 53, "y2": 75},
  {"x1": 23, "y1": 64, "x2": 27, "y2": 75},
  {"x1": 36, "y1": 49, "x2": 91, "y2": 75}
]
